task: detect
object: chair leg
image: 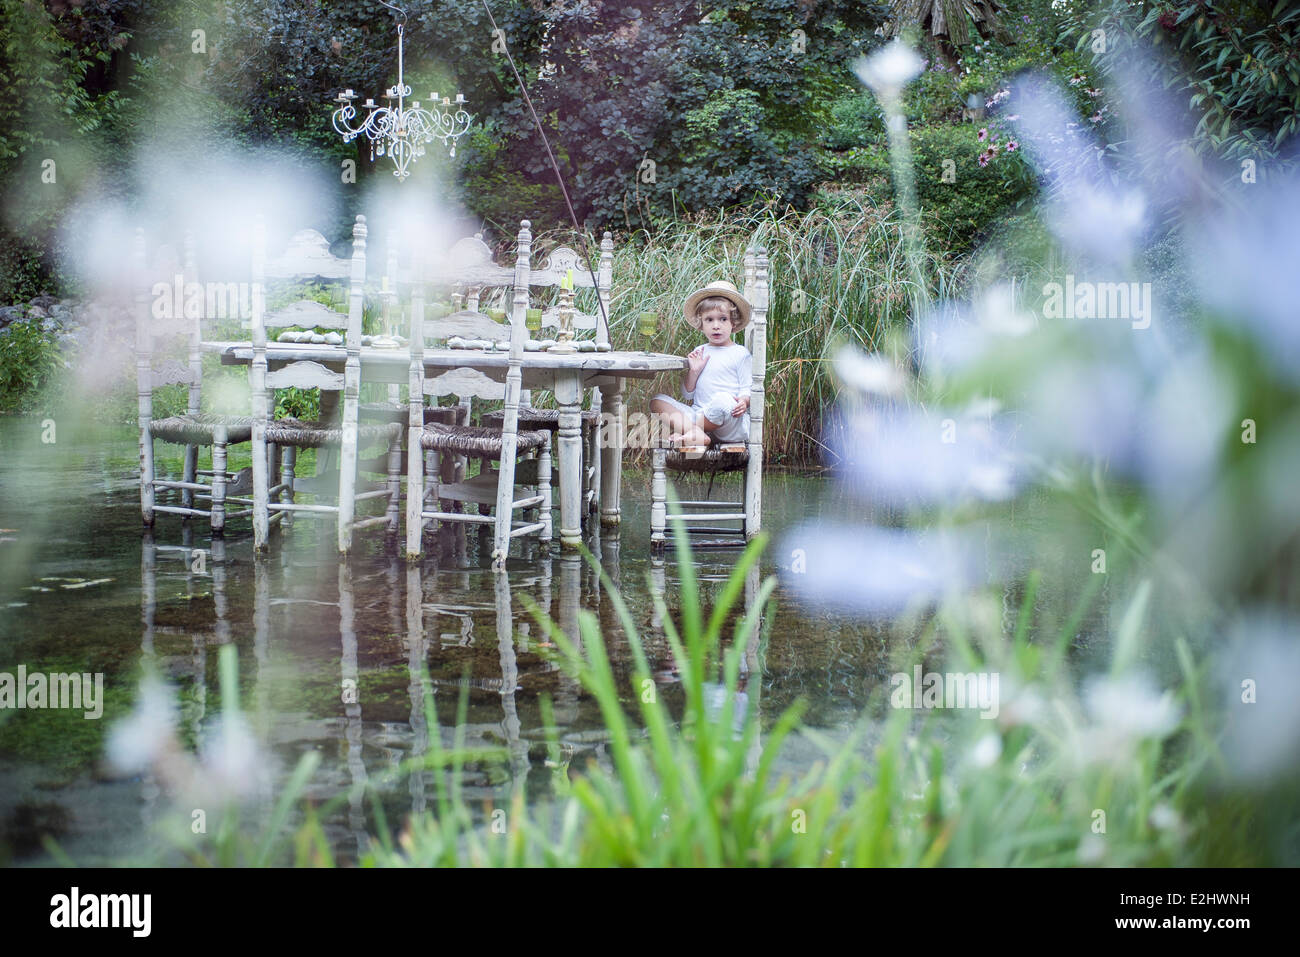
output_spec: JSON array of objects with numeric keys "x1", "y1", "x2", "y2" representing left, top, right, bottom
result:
[
  {"x1": 407, "y1": 432, "x2": 425, "y2": 561},
  {"x1": 181, "y1": 444, "x2": 198, "y2": 510},
  {"x1": 252, "y1": 423, "x2": 269, "y2": 552},
  {"x1": 385, "y1": 435, "x2": 402, "y2": 535},
  {"x1": 280, "y1": 446, "x2": 296, "y2": 528},
  {"x1": 211, "y1": 428, "x2": 228, "y2": 535},
  {"x1": 270, "y1": 442, "x2": 282, "y2": 490},
  {"x1": 745, "y1": 444, "x2": 762, "y2": 540},
  {"x1": 650, "y1": 447, "x2": 667, "y2": 550},
  {"x1": 140, "y1": 429, "x2": 156, "y2": 527}
]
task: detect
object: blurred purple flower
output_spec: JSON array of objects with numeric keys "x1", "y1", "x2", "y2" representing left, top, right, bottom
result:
[
  {"x1": 1190, "y1": 178, "x2": 1300, "y2": 378},
  {"x1": 1219, "y1": 612, "x2": 1300, "y2": 782},
  {"x1": 780, "y1": 524, "x2": 982, "y2": 616},
  {"x1": 827, "y1": 402, "x2": 1020, "y2": 507},
  {"x1": 1010, "y1": 73, "x2": 1148, "y2": 266}
]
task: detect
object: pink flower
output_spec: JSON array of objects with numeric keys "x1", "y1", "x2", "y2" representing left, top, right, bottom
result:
[
  {"x1": 978, "y1": 151, "x2": 991, "y2": 167},
  {"x1": 1006, "y1": 140, "x2": 1019, "y2": 152},
  {"x1": 978, "y1": 127, "x2": 988, "y2": 142},
  {"x1": 1090, "y1": 112, "x2": 1103, "y2": 123},
  {"x1": 1069, "y1": 73, "x2": 1086, "y2": 86}
]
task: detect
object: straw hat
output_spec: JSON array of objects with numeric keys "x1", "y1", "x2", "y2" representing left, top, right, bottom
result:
[{"x1": 684, "y1": 280, "x2": 752, "y2": 332}]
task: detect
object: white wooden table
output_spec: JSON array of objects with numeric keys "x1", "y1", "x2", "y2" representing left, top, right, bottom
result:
[{"x1": 209, "y1": 342, "x2": 685, "y2": 550}]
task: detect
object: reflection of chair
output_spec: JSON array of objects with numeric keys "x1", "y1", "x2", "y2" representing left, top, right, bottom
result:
[
  {"x1": 135, "y1": 232, "x2": 256, "y2": 534},
  {"x1": 405, "y1": 222, "x2": 552, "y2": 566},
  {"x1": 249, "y1": 215, "x2": 403, "y2": 553},
  {"x1": 650, "y1": 247, "x2": 769, "y2": 551}
]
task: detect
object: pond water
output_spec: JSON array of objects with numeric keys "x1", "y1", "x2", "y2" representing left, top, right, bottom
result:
[{"x1": 0, "y1": 418, "x2": 901, "y2": 865}]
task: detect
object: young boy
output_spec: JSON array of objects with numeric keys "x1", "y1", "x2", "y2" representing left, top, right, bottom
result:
[{"x1": 651, "y1": 280, "x2": 753, "y2": 449}]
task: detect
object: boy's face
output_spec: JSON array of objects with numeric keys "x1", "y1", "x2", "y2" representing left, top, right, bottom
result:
[{"x1": 699, "y1": 306, "x2": 734, "y2": 345}]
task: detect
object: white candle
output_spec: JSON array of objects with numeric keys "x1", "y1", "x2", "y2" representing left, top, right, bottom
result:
[{"x1": 455, "y1": 93, "x2": 465, "y2": 103}]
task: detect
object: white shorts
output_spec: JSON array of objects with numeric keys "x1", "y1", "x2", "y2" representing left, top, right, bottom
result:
[{"x1": 652, "y1": 394, "x2": 749, "y2": 444}]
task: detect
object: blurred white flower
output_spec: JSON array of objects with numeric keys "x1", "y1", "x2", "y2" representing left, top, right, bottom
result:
[
  {"x1": 853, "y1": 41, "x2": 924, "y2": 100},
  {"x1": 1074, "y1": 673, "x2": 1181, "y2": 766},
  {"x1": 1077, "y1": 833, "x2": 1106, "y2": 864},
  {"x1": 970, "y1": 733, "x2": 1003, "y2": 768},
  {"x1": 196, "y1": 712, "x2": 264, "y2": 804},
  {"x1": 832, "y1": 346, "x2": 906, "y2": 398},
  {"x1": 996, "y1": 681, "x2": 1048, "y2": 731},
  {"x1": 106, "y1": 675, "x2": 178, "y2": 773},
  {"x1": 1149, "y1": 803, "x2": 1181, "y2": 833}
]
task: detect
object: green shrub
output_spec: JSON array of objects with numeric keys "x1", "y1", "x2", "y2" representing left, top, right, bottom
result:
[
  {"x1": 910, "y1": 123, "x2": 1035, "y2": 252},
  {"x1": 0, "y1": 318, "x2": 64, "y2": 413},
  {"x1": 823, "y1": 90, "x2": 884, "y2": 150}
]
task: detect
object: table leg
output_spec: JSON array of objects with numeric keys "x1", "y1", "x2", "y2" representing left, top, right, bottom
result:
[
  {"x1": 600, "y1": 376, "x2": 623, "y2": 526},
  {"x1": 555, "y1": 372, "x2": 583, "y2": 551}
]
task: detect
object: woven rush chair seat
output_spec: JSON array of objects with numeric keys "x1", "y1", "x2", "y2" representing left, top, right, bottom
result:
[
  {"x1": 265, "y1": 417, "x2": 400, "y2": 449},
  {"x1": 666, "y1": 445, "x2": 749, "y2": 474},
  {"x1": 480, "y1": 407, "x2": 600, "y2": 431},
  {"x1": 360, "y1": 403, "x2": 460, "y2": 426},
  {"x1": 418, "y1": 422, "x2": 551, "y2": 457},
  {"x1": 149, "y1": 412, "x2": 256, "y2": 445}
]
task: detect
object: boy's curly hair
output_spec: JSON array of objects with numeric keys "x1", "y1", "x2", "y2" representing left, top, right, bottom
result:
[{"x1": 694, "y1": 295, "x2": 740, "y2": 325}]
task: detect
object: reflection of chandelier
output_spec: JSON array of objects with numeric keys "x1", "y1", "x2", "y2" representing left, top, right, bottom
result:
[{"x1": 331, "y1": 22, "x2": 473, "y2": 180}]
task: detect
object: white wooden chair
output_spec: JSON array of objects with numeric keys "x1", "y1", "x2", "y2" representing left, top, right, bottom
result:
[
  {"x1": 249, "y1": 214, "x2": 403, "y2": 553},
  {"x1": 651, "y1": 247, "x2": 769, "y2": 550},
  {"x1": 405, "y1": 221, "x2": 553, "y2": 566},
  {"x1": 480, "y1": 232, "x2": 614, "y2": 519},
  {"x1": 135, "y1": 231, "x2": 258, "y2": 534}
]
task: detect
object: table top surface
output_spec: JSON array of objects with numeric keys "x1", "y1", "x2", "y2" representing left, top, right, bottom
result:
[{"x1": 204, "y1": 340, "x2": 687, "y2": 374}]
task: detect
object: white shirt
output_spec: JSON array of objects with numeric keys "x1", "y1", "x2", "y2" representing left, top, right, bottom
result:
[{"x1": 682, "y1": 341, "x2": 752, "y2": 430}]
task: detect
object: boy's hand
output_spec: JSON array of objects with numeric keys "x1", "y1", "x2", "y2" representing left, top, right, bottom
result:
[
  {"x1": 686, "y1": 347, "x2": 709, "y2": 377},
  {"x1": 731, "y1": 395, "x2": 750, "y2": 417}
]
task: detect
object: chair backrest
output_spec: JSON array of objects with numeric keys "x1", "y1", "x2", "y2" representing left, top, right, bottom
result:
[
  {"x1": 528, "y1": 233, "x2": 614, "y2": 345},
  {"x1": 419, "y1": 309, "x2": 510, "y2": 402},
  {"x1": 408, "y1": 220, "x2": 531, "y2": 412},
  {"x1": 250, "y1": 216, "x2": 366, "y2": 408},
  {"x1": 135, "y1": 231, "x2": 204, "y2": 423},
  {"x1": 416, "y1": 231, "x2": 517, "y2": 313}
]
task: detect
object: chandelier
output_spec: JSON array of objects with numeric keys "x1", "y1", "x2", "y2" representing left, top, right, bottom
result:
[{"x1": 331, "y1": 20, "x2": 473, "y2": 180}]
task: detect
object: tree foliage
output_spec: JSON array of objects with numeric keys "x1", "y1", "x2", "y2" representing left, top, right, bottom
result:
[{"x1": 1063, "y1": 0, "x2": 1300, "y2": 172}]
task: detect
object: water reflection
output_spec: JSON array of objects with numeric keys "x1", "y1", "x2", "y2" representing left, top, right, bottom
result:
[{"x1": 1, "y1": 428, "x2": 894, "y2": 863}]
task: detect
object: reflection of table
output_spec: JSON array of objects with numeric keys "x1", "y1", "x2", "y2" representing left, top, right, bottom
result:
[{"x1": 208, "y1": 342, "x2": 686, "y2": 549}]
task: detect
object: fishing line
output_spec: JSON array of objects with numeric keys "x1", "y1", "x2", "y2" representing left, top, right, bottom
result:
[{"x1": 479, "y1": 0, "x2": 610, "y2": 335}]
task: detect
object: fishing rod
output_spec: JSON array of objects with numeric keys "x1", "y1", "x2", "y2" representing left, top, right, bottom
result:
[{"x1": 479, "y1": 0, "x2": 611, "y2": 337}]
